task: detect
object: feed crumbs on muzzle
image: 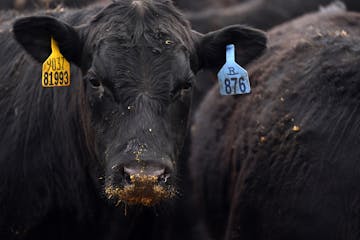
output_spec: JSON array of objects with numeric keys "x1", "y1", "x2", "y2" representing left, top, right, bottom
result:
[{"x1": 105, "y1": 174, "x2": 176, "y2": 206}]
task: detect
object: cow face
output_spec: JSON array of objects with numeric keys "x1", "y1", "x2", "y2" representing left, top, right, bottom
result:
[{"x1": 13, "y1": 0, "x2": 266, "y2": 207}]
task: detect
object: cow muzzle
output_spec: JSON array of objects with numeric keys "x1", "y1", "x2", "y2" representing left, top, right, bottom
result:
[{"x1": 105, "y1": 162, "x2": 176, "y2": 206}]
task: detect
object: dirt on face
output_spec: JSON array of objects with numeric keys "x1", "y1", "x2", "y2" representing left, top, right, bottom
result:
[{"x1": 105, "y1": 174, "x2": 176, "y2": 206}]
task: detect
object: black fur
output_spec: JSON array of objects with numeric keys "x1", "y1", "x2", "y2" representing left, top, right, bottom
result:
[
  {"x1": 0, "y1": 0, "x2": 100, "y2": 10},
  {"x1": 0, "y1": 0, "x2": 266, "y2": 239},
  {"x1": 188, "y1": 0, "x2": 360, "y2": 33},
  {"x1": 190, "y1": 10, "x2": 360, "y2": 240}
]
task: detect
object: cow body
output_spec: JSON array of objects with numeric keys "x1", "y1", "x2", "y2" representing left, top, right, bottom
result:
[
  {"x1": 0, "y1": 0, "x2": 266, "y2": 239},
  {"x1": 190, "y1": 9, "x2": 360, "y2": 240}
]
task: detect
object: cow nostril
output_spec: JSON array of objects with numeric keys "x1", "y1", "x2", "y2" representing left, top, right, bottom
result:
[{"x1": 122, "y1": 163, "x2": 173, "y2": 185}]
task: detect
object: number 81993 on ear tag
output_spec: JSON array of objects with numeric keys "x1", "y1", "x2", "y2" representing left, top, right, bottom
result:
[
  {"x1": 217, "y1": 44, "x2": 251, "y2": 95},
  {"x1": 42, "y1": 37, "x2": 70, "y2": 87}
]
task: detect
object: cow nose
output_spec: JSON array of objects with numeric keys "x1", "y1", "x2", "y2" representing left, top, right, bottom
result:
[{"x1": 123, "y1": 163, "x2": 171, "y2": 186}]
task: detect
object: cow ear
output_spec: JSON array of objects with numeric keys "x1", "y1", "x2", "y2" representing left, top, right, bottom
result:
[
  {"x1": 13, "y1": 16, "x2": 82, "y2": 65},
  {"x1": 192, "y1": 25, "x2": 267, "y2": 72}
]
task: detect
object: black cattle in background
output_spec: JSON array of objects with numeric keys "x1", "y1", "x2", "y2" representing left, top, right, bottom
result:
[
  {"x1": 0, "y1": 0, "x2": 266, "y2": 239},
  {"x1": 173, "y1": 0, "x2": 248, "y2": 11},
  {"x1": 3, "y1": 0, "x2": 359, "y2": 29},
  {"x1": 0, "y1": 0, "x2": 246, "y2": 11},
  {"x1": 188, "y1": 0, "x2": 360, "y2": 32},
  {"x1": 0, "y1": 0, "x2": 103, "y2": 10},
  {"x1": 189, "y1": 7, "x2": 360, "y2": 240}
]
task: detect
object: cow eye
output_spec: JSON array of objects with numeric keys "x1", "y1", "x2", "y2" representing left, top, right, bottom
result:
[
  {"x1": 170, "y1": 78, "x2": 193, "y2": 100},
  {"x1": 182, "y1": 75, "x2": 195, "y2": 91},
  {"x1": 182, "y1": 80, "x2": 192, "y2": 90},
  {"x1": 89, "y1": 77, "x2": 101, "y2": 88}
]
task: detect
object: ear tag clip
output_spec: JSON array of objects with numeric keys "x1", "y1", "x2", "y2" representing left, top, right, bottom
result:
[
  {"x1": 42, "y1": 37, "x2": 71, "y2": 87},
  {"x1": 217, "y1": 44, "x2": 251, "y2": 95}
]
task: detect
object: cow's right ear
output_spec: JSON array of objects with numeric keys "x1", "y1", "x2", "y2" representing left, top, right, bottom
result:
[{"x1": 13, "y1": 16, "x2": 82, "y2": 65}]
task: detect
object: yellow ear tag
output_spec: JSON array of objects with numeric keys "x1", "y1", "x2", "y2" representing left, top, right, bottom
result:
[{"x1": 42, "y1": 37, "x2": 71, "y2": 87}]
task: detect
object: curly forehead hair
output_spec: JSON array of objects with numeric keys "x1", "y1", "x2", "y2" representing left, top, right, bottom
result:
[{"x1": 90, "y1": 0, "x2": 195, "y2": 51}]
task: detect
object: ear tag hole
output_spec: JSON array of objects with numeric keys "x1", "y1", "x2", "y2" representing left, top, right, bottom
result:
[
  {"x1": 217, "y1": 44, "x2": 251, "y2": 96},
  {"x1": 41, "y1": 37, "x2": 71, "y2": 88}
]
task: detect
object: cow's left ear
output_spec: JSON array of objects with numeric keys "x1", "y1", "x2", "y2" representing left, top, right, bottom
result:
[
  {"x1": 191, "y1": 25, "x2": 267, "y2": 72},
  {"x1": 13, "y1": 16, "x2": 82, "y2": 65}
]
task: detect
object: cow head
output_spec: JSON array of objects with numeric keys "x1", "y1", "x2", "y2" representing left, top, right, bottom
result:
[{"x1": 13, "y1": 0, "x2": 266, "y2": 207}]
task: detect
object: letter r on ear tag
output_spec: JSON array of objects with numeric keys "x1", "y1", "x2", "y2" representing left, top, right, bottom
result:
[{"x1": 217, "y1": 44, "x2": 251, "y2": 96}]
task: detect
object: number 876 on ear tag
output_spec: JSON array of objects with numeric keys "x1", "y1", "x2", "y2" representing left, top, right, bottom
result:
[{"x1": 217, "y1": 44, "x2": 251, "y2": 95}]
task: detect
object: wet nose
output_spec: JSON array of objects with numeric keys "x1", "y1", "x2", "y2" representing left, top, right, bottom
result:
[{"x1": 122, "y1": 163, "x2": 171, "y2": 185}]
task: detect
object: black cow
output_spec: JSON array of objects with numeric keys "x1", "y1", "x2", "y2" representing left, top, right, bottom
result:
[
  {"x1": 0, "y1": 0, "x2": 266, "y2": 239},
  {"x1": 190, "y1": 7, "x2": 360, "y2": 240}
]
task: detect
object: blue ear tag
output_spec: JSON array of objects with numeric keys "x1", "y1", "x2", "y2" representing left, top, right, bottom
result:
[{"x1": 217, "y1": 44, "x2": 251, "y2": 95}]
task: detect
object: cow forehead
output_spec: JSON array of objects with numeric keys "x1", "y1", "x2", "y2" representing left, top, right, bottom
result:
[
  {"x1": 88, "y1": 1, "x2": 194, "y2": 51},
  {"x1": 96, "y1": 31, "x2": 181, "y2": 52},
  {"x1": 94, "y1": 40, "x2": 188, "y2": 82},
  {"x1": 87, "y1": 38, "x2": 190, "y2": 109},
  {"x1": 90, "y1": 37, "x2": 189, "y2": 93}
]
